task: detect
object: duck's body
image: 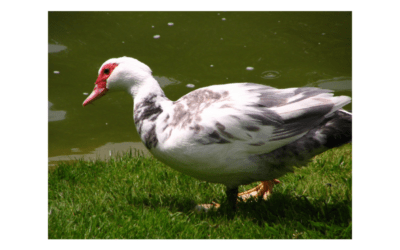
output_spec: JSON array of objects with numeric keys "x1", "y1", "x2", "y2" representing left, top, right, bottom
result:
[{"x1": 83, "y1": 57, "x2": 352, "y2": 210}]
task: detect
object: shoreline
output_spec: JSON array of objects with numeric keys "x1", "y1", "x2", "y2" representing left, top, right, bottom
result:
[{"x1": 48, "y1": 142, "x2": 151, "y2": 167}]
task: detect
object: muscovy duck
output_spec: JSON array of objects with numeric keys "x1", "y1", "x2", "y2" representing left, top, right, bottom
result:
[{"x1": 83, "y1": 57, "x2": 352, "y2": 211}]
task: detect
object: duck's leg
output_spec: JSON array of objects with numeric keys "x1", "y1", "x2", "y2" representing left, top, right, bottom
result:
[
  {"x1": 194, "y1": 180, "x2": 280, "y2": 212},
  {"x1": 238, "y1": 179, "x2": 280, "y2": 201},
  {"x1": 224, "y1": 186, "x2": 239, "y2": 218},
  {"x1": 194, "y1": 186, "x2": 238, "y2": 213},
  {"x1": 226, "y1": 186, "x2": 239, "y2": 211}
]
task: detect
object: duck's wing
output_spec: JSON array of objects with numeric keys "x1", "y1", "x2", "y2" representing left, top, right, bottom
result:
[{"x1": 161, "y1": 83, "x2": 351, "y2": 154}]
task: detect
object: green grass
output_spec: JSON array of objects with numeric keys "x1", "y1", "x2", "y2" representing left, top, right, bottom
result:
[{"x1": 48, "y1": 144, "x2": 352, "y2": 239}]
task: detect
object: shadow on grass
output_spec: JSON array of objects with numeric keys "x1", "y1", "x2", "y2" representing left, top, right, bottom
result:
[
  {"x1": 238, "y1": 193, "x2": 351, "y2": 224},
  {"x1": 150, "y1": 192, "x2": 351, "y2": 225},
  {"x1": 213, "y1": 194, "x2": 351, "y2": 238},
  {"x1": 157, "y1": 192, "x2": 351, "y2": 237}
]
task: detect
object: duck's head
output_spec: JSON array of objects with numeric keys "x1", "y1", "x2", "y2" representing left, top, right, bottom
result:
[{"x1": 83, "y1": 57, "x2": 152, "y2": 106}]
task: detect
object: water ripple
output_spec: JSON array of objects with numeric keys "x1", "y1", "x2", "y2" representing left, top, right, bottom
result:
[{"x1": 261, "y1": 70, "x2": 281, "y2": 79}]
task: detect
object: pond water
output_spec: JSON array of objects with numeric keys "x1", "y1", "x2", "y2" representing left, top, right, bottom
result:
[{"x1": 48, "y1": 11, "x2": 352, "y2": 166}]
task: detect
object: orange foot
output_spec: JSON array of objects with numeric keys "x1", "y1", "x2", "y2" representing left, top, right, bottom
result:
[
  {"x1": 238, "y1": 179, "x2": 281, "y2": 201},
  {"x1": 195, "y1": 179, "x2": 280, "y2": 212}
]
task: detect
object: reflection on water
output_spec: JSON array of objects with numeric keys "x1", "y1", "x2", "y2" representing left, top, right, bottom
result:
[
  {"x1": 48, "y1": 142, "x2": 150, "y2": 166},
  {"x1": 305, "y1": 77, "x2": 352, "y2": 91},
  {"x1": 48, "y1": 44, "x2": 67, "y2": 53},
  {"x1": 315, "y1": 77, "x2": 352, "y2": 91},
  {"x1": 48, "y1": 101, "x2": 66, "y2": 122},
  {"x1": 154, "y1": 76, "x2": 181, "y2": 88}
]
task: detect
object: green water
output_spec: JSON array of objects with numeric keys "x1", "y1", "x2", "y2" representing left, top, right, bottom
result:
[{"x1": 48, "y1": 11, "x2": 352, "y2": 164}]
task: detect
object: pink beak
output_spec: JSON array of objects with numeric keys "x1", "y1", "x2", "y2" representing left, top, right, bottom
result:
[{"x1": 82, "y1": 85, "x2": 108, "y2": 107}]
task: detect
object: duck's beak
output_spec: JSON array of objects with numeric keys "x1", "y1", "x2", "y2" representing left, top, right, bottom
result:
[{"x1": 83, "y1": 84, "x2": 108, "y2": 107}]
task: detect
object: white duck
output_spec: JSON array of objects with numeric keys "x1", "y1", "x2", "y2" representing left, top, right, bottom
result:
[{"x1": 83, "y1": 57, "x2": 352, "y2": 211}]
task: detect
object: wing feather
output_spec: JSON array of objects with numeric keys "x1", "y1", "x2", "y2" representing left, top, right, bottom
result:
[{"x1": 162, "y1": 83, "x2": 351, "y2": 155}]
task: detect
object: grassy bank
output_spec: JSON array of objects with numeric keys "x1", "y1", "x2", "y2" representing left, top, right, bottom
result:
[{"x1": 48, "y1": 144, "x2": 352, "y2": 239}]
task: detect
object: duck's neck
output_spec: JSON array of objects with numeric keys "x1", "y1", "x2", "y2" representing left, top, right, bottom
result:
[
  {"x1": 129, "y1": 76, "x2": 162, "y2": 99},
  {"x1": 130, "y1": 76, "x2": 171, "y2": 150}
]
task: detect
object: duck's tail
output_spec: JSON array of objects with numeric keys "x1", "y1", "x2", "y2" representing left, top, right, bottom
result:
[
  {"x1": 317, "y1": 109, "x2": 352, "y2": 148},
  {"x1": 252, "y1": 109, "x2": 352, "y2": 178}
]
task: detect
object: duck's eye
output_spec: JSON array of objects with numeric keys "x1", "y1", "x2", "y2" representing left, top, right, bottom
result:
[{"x1": 104, "y1": 68, "x2": 110, "y2": 74}]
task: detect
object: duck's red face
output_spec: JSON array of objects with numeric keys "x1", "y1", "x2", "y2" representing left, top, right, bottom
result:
[{"x1": 83, "y1": 63, "x2": 118, "y2": 106}]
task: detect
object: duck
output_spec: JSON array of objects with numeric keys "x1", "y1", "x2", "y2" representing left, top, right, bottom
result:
[{"x1": 83, "y1": 56, "x2": 352, "y2": 211}]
